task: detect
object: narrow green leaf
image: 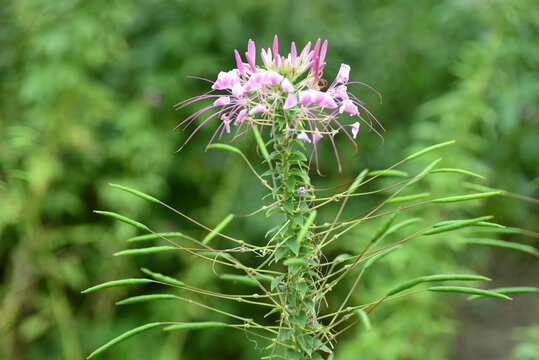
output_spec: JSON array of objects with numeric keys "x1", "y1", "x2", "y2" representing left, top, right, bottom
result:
[
  {"x1": 474, "y1": 222, "x2": 505, "y2": 229},
  {"x1": 404, "y1": 158, "x2": 442, "y2": 188},
  {"x1": 220, "y1": 274, "x2": 261, "y2": 287},
  {"x1": 461, "y1": 238, "x2": 539, "y2": 257},
  {"x1": 428, "y1": 286, "x2": 512, "y2": 300},
  {"x1": 140, "y1": 268, "x2": 185, "y2": 287},
  {"x1": 346, "y1": 169, "x2": 369, "y2": 194},
  {"x1": 116, "y1": 294, "x2": 178, "y2": 305},
  {"x1": 114, "y1": 246, "x2": 176, "y2": 256},
  {"x1": 94, "y1": 210, "x2": 150, "y2": 232},
  {"x1": 292, "y1": 210, "x2": 317, "y2": 254},
  {"x1": 164, "y1": 322, "x2": 228, "y2": 331},
  {"x1": 82, "y1": 279, "x2": 152, "y2": 293},
  {"x1": 386, "y1": 217, "x2": 422, "y2": 236},
  {"x1": 369, "y1": 210, "x2": 400, "y2": 244},
  {"x1": 197, "y1": 251, "x2": 234, "y2": 261},
  {"x1": 405, "y1": 140, "x2": 456, "y2": 161},
  {"x1": 202, "y1": 214, "x2": 234, "y2": 244},
  {"x1": 252, "y1": 124, "x2": 269, "y2": 161},
  {"x1": 386, "y1": 278, "x2": 425, "y2": 296},
  {"x1": 431, "y1": 191, "x2": 501, "y2": 203},
  {"x1": 207, "y1": 143, "x2": 242, "y2": 155},
  {"x1": 87, "y1": 323, "x2": 162, "y2": 359},
  {"x1": 387, "y1": 193, "x2": 430, "y2": 204},
  {"x1": 423, "y1": 216, "x2": 493, "y2": 235},
  {"x1": 430, "y1": 168, "x2": 485, "y2": 179},
  {"x1": 108, "y1": 183, "x2": 160, "y2": 203},
  {"x1": 128, "y1": 232, "x2": 185, "y2": 242},
  {"x1": 364, "y1": 245, "x2": 401, "y2": 270},
  {"x1": 368, "y1": 169, "x2": 408, "y2": 177},
  {"x1": 387, "y1": 273, "x2": 492, "y2": 297},
  {"x1": 422, "y1": 274, "x2": 491, "y2": 282},
  {"x1": 461, "y1": 182, "x2": 506, "y2": 195},
  {"x1": 354, "y1": 309, "x2": 372, "y2": 330},
  {"x1": 468, "y1": 287, "x2": 538, "y2": 300}
]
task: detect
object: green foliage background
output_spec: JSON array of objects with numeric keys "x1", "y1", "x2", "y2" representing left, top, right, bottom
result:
[{"x1": 0, "y1": 0, "x2": 537, "y2": 359}]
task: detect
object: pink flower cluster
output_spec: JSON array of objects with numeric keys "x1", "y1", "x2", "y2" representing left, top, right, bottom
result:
[{"x1": 175, "y1": 36, "x2": 382, "y2": 170}]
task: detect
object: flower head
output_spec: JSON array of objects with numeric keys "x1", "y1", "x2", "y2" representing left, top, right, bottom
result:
[{"x1": 175, "y1": 36, "x2": 384, "y2": 172}]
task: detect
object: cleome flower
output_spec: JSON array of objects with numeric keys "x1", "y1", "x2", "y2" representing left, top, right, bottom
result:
[{"x1": 174, "y1": 35, "x2": 383, "y2": 172}]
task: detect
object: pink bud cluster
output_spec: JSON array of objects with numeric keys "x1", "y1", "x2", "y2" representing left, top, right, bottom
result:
[{"x1": 175, "y1": 36, "x2": 382, "y2": 170}]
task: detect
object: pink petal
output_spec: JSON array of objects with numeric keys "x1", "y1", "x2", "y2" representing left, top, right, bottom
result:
[
  {"x1": 339, "y1": 99, "x2": 358, "y2": 115},
  {"x1": 214, "y1": 96, "x2": 231, "y2": 106},
  {"x1": 313, "y1": 132, "x2": 323, "y2": 144},
  {"x1": 232, "y1": 82, "x2": 244, "y2": 98},
  {"x1": 299, "y1": 90, "x2": 313, "y2": 106},
  {"x1": 297, "y1": 131, "x2": 312, "y2": 143},
  {"x1": 321, "y1": 93, "x2": 338, "y2": 108},
  {"x1": 234, "y1": 109, "x2": 247, "y2": 126},
  {"x1": 298, "y1": 186, "x2": 306, "y2": 194},
  {"x1": 234, "y1": 50, "x2": 244, "y2": 77},
  {"x1": 336, "y1": 64, "x2": 351, "y2": 83},
  {"x1": 351, "y1": 122, "x2": 360, "y2": 139},
  {"x1": 281, "y1": 78, "x2": 294, "y2": 93},
  {"x1": 249, "y1": 104, "x2": 266, "y2": 115},
  {"x1": 284, "y1": 93, "x2": 298, "y2": 109}
]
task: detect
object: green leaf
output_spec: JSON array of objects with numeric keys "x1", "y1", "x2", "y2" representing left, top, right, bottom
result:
[
  {"x1": 431, "y1": 191, "x2": 501, "y2": 203},
  {"x1": 116, "y1": 294, "x2": 178, "y2": 305},
  {"x1": 354, "y1": 309, "x2": 372, "y2": 330},
  {"x1": 87, "y1": 323, "x2": 162, "y2": 359},
  {"x1": 202, "y1": 214, "x2": 234, "y2": 244},
  {"x1": 405, "y1": 140, "x2": 456, "y2": 161},
  {"x1": 386, "y1": 193, "x2": 430, "y2": 204},
  {"x1": 297, "y1": 281, "x2": 308, "y2": 299},
  {"x1": 346, "y1": 169, "x2": 369, "y2": 194},
  {"x1": 207, "y1": 143, "x2": 242, "y2": 155},
  {"x1": 386, "y1": 217, "x2": 422, "y2": 236},
  {"x1": 252, "y1": 124, "x2": 269, "y2": 161},
  {"x1": 108, "y1": 183, "x2": 160, "y2": 203},
  {"x1": 274, "y1": 246, "x2": 289, "y2": 262},
  {"x1": 164, "y1": 322, "x2": 228, "y2": 331},
  {"x1": 295, "y1": 210, "x2": 317, "y2": 247},
  {"x1": 271, "y1": 275, "x2": 285, "y2": 291},
  {"x1": 404, "y1": 158, "x2": 442, "y2": 188},
  {"x1": 460, "y1": 238, "x2": 539, "y2": 257},
  {"x1": 114, "y1": 246, "x2": 176, "y2": 256},
  {"x1": 387, "y1": 273, "x2": 490, "y2": 297},
  {"x1": 220, "y1": 274, "x2": 261, "y2": 287},
  {"x1": 423, "y1": 216, "x2": 493, "y2": 235},
  {"x1": 428, "y1": 286, "x2": 512, "y2": 300},
  {"x1": 364, "y1": 245, "x2": 401, "y2": 270},
  {"x1": 127, "y1": 232, "x2": 185, "y2": 242},
  {"x1": 369, "y1": 210, "x2": 400, "y2": 244},
  {"x1": 368, "y1": 169, "x2": 408, "y2": 177},
  {"x1": 140, "y1": 268, "x2": 186, "y2": 287},
  {"x1": 94, "y1": 211, "x2": 150, "y2": 232},
  {"x1": 467, "y1": 287, "x2": 539, "y2": 300},
  {"x1": 430, "y1": 168, "x2": 485, "y2": 179},
  {"x1": 283, "y1": 258, "x2": 309, "y2": 267},
  {"x1": 82, "y1": 279, "x2": 153, "y2": 293}
]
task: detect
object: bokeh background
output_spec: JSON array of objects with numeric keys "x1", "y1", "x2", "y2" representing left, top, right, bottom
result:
[{"x1": 1, "y1": 0, "x2": 538, "y2": 359}]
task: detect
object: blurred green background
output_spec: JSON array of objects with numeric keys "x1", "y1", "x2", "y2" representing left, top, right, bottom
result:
[{"x1": 1, "y1": 0, "x2": 537, "y2": 359}]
